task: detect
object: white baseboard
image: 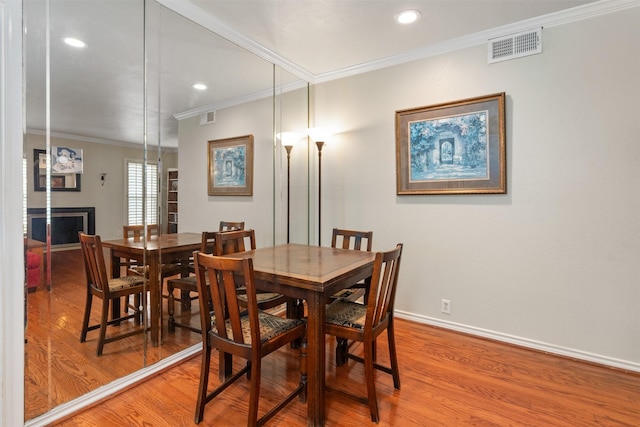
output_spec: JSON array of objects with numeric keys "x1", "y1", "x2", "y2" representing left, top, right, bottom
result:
[
  {"x1": 25, "y1": 344, "x2": 201, "y2": 427},
  {"x1": 395, "y1": 310, "x2": 640, "y2": 373}
]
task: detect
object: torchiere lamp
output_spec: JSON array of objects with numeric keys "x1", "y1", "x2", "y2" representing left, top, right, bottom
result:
[
  {"x1": 279, "y1": 132, "x2": 297, "y2": 243},
  {"x1": 308, "y1": 128, "x2": 332, "y2": 246}
]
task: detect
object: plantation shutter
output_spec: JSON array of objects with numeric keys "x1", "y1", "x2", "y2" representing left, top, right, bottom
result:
[{"x1": 127, "y1": 160, "x2": 158, "y2": 225}]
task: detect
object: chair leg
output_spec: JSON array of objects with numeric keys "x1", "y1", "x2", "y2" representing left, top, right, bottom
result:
[
  {"x1": 363, "y1": 340, "x2": 380, "y2": 423},
  {"x1": 247, "y1": 358, "x2": 261, "y2": 427},
  {"x1": 387, "y1": 320, "x2": 401, "y2": 389},
  {"x1": 96, "y1": 295, "x2": 110, "y2": 356},
  {"x1": 219, "y1": 352, "x2": 233, "y2": 381},
  {"x1": 336, "y1": 337, "x2": 348, "y2": 366},
  {"x1": 194, "y1": 343, "x2": 212, "y2": 424},
  {"x1": 167, "y1": 282, "x2": 176, "y2": 332},
  {"x1": 299, "y1": 340, "x2": 308, "y2": 403},
  {"x1": 80, "y1": 292, "x2": 93, "y2": 342}
]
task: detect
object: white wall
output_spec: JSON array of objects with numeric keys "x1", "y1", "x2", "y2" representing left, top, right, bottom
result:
[
  {"x1": 178, "y1": 8, "x2": 640, "y2": 370},
  {"x1": 313, "y1": 9, "x2": 640, "y2": 368},
  {"x1": 178, "y1": 96, "x2": 277, "y2": 246}
]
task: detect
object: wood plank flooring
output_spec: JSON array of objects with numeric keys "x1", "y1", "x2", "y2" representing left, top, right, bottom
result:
[
  {"x1": 27, "y1": 249, "x2": 640, "y2": 426},
  {"x1": 52, "y1": 319, "x2": 640, "y2": 426}
]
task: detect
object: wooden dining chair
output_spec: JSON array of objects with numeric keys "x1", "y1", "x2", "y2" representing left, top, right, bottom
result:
[
  {"x1": 193, "y1": 252, "x2": 307, "y2": 425},
  {"x1": 330, "y1": 228, "x2": 374, "y2": 301},
  {"x1": 126, "y1": 223, "x2": 185, "y2": 295},
  {"x1": 166, "y1": 221, "x2": 245, "y2": 333},
  {"x1": 167, "y1": 231, "x2": 216, "y2": 333},
  {"x1": 324, "y1": 243, "x2": 403, "y2": 423},
  {"x1": 330, "y1": 228, "x2": 374, "y2": 365},
  {"x1": 79, "y1": 232, "x2": 148, "y2": 356}
]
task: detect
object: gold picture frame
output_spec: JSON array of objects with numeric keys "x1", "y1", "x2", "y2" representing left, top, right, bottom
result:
[
  {"x1": 207, "y1": 135, "x2": 254, "y2": 196},
  {"x1": 395, "y1": 93, "x2": 506, "y2": 195}
]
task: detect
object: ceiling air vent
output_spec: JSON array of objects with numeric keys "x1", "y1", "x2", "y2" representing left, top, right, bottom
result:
[
  {"x1": 199, "y1": 110, "x2": 216, "y2": 125},
  {"x1": 488, "y1": 28, "x2": 542, "y2": 64}
]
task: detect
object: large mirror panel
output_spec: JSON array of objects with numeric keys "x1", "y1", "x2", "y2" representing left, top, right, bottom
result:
[{"x1": 24, "y1": 0, "x2": 310, "y2": 422}]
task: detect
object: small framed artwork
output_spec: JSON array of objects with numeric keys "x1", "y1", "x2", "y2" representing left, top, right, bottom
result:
[
  {"x1": 207, "y1": 135, "x2": 254, "y2": 196},
  {"x1": 33, "y1": 149, "x2": 81, "y2": 192},
  {"x1": 395, "y1": 92, "x2": 506, "y2": 195}
]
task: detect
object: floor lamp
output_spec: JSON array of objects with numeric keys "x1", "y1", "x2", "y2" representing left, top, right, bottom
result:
[{"x1": 284, "y1": 142, "x2": 294, "y2": 243}]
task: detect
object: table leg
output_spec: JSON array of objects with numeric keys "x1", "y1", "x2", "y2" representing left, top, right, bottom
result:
[
  {"x1": 148, "y1": 255, "x2": 160, "y2": 346},
  {"x1": 305, "y1": 292, "x2": 326, "y2": 426},
  {"x1": 110, "y1": 253, "x2": 122, "y2": 321}
]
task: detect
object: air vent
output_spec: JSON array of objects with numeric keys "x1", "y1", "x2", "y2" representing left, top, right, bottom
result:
[
  {"x1": 488, "y1": 28, "x2": 542, "y2": 64},
  {"x1": 199, "y1": 110, "x2": 216, "y2": 125}
]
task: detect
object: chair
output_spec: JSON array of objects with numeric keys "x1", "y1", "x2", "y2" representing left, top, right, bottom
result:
[
  {"x1": 78, "y1": 232, "x2": 148, "y2": 356},
  {"x1": 125, "y1": 223, "x2": 185, "y2": 293},
  {"x1": 324, "y1": 243, "x2": 403, "y2": 423},
  {"x1": 193, "y1": 252, "x2": 306, "y2": 425},
  {"x1": 330, "y1": 228, "x2": 374, "y2": 365},
  {"x1": 213, "y1": 229, "x2": 288, "y2": 311},
  {"x1": 166, "y1": 221, "x2": 245, "y2": 333},
  {"x1": 330, "y1": 228, "x2": 373, "y2": 301},
  {"x1": 167, "y1": 231, "x2": 216, "y2": 332}
]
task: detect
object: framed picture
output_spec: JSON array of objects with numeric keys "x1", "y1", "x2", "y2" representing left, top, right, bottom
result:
[
  {"x1": 33, "y1": 149, "x2": 81, "y2": 192},
  {"x1": 207, "y1": 135, "x2": 254, "y2": 196},
  {"x1": 395, "y1": 92, "x2": 506, "y2": 195}
]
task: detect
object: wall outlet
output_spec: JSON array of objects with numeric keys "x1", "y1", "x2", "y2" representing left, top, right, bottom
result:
[
  {"x1": 117, "y1": 230, "x2": 123, "y2": 237},
  {"x1": 441, "y1": 299, "x2": 451, "y2": 314}
]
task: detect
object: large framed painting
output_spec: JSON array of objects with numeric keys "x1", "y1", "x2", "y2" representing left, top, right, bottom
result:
[
  {"x1": 395, "y1": 92, "x2": 506, "y2": 195},
  {"x1": 207, "y1": 135, "x2": 254, "y2": 196},
  {"x1": 33, "y1": 149, "x2": 82, "y2": 192}
]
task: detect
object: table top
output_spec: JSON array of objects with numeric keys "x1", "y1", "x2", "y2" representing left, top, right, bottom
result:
[
  {"x1": 225, "y1": 243, "x2": 376, "y2": 292},
  {"x1": 102, "y1": 232, "x2": 201, "y2": 254}
]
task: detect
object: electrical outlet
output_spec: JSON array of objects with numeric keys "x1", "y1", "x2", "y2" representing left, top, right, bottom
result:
[
  {"x1": 441, "y1": 299, "x2": 451, "y2": 314},
  {"x1": 117, "y1": 230, "x2": 123, "y2": 237}
]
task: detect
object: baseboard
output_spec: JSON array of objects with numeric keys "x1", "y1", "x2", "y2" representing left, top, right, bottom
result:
[
  {"x1": 395, "y1": 310, "x2": 640, "y2": 374},
  {"x1": 24, "y1": 344, "x2": 201, "y2": 427}
]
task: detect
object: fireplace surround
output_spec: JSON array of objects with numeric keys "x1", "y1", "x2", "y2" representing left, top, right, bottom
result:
[{"x1": 27, "y1": 207, "x2": 95, "y2": 246}]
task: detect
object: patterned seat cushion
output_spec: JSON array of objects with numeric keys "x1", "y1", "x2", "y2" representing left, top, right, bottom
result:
[
  {"x1": 326, "y1": 299, "x2": 366, "y2": 330},
  {"x1": 108, "y1": 274, "x2": 145, "y2": 291},
  {"x1": 212, "y1": 312, "x2": 303, "y2": 344},
  {"x1": 236, "y1": 291, "x2": 283, "y2": 305}
]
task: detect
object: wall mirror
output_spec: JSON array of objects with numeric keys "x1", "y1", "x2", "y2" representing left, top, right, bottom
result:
[{"x1": 23, "y1": 0, "x2": 309, "y2": 422}]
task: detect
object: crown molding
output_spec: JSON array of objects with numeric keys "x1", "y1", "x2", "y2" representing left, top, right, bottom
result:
[{"x1": 25, "y1": 129, "x2": 179, "y2": 151}]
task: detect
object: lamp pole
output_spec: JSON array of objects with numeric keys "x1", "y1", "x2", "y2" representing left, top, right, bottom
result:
[
  {"x1": 284, "y1": 144, "x2": 293, "y2": 243},
  {"x1": 315, "y1": 140, "x2": 324, "y2": 246}
]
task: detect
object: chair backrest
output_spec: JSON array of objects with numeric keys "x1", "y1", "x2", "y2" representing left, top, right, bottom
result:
[
  {"x1": 194, "y1": 252, "x2": 260, "y2": 345},
  {"x1": 219, "y1": 221, "x2": 245, "y2": 232},
  {"x1": 331, "y1": 228, "x2": 373, "y2": 252},
  {"x1": 123, "y1": 224, "x2": 145, "y2": 241},
  {"x1": 213, "y1": 229, "x2": 256, "y2": 256},
  {"x1": 78, "y1": 232, "x2": 110, "y2": 295},
  {"x1": 365, "y1": 244, "x2": 403, "y2": 329},
  {"x1": 200, "y1": 231, "x2": 217, "y2": 255},
  {"x1": 147, "y1": 224, "x2": 160, "y2": 236}
]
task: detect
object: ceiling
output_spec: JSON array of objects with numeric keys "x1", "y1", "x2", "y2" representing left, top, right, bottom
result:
[{"x1": 25, "y1": 0, "x2": 604, "y2": 147}]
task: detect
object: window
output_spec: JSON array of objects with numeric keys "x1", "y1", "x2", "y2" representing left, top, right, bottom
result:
[{"x1": 126, "y1": 160, "x2": 158, "y2": 225}]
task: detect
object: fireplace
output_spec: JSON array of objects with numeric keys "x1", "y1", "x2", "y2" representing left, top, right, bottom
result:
[{"x1": 27, "y1": 207, "x2": 95, "y2": 246}]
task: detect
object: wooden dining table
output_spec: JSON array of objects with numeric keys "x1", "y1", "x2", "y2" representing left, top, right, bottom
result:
[
  {"x1": 101, "y1": 232, "x2": 201, "y2": 346},
  {"x1": 223, "y1": 243, "x2": 376, "y2": 427}
]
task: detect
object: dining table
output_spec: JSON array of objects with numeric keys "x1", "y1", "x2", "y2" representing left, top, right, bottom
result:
[
  {"x1": 222, "y1": 243, "x2": 376, "y2": 427},
  {"x1": 101, "y1": 232, "x2": 201, "y2": 346}
]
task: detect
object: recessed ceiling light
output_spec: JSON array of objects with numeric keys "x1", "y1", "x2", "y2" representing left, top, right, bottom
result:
[
  {"x1": 395, "y1": 10, "x2": 421, "y2": 25},
  {"x1": 62, "y1": 37, "x2": 87, "y2": 48},
  {"x1": 193, "y1": 83, "x2": 207, "y2": 90}
]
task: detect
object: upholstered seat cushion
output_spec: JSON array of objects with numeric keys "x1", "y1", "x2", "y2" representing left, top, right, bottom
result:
[
  {"x1": 129, "y1": 262, "x2": 182, "y2": 276},
  {"x1": 326, "y1": 299, "x2": 367, "y2": 330},
  {"x1": 211, "y1": 311, "x2": 303, "y2": 344},
  {"x1": 236, "y1": 291, "x2": 284, "y2": 305},
  {"x1": 108, "y1": 275, "x2": 145, "y2": 291}
]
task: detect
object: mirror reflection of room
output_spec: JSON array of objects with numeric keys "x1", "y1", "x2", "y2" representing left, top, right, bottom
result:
[{"x1": 23, "y1": 0, "x2": 308, "y2": 421}]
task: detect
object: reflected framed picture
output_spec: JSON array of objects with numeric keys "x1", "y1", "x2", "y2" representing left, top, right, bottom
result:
[
  {"x1": 33, "y1": 149, "x2": 81, "y2": 192},
  {"x1": 207, "y1": 135, "x2": 254, "y2": 196},
  {"x1": 395, "y1": 92, "x2": 506, "y2": 195}
]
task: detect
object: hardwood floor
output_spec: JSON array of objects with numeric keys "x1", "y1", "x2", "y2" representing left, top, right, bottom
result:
[
  {"x1": 52, "y1": 318, "x2": 639, "y2": 426},
  {"x1": 25, "y1": 249, "x2": 201, "y2": 420}
]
